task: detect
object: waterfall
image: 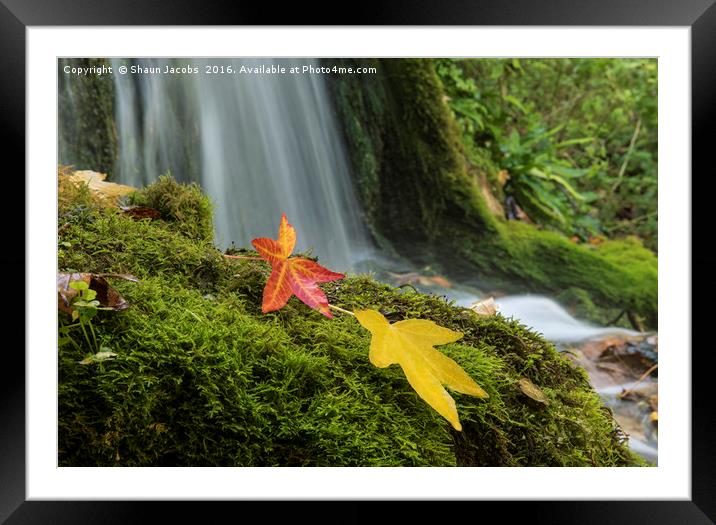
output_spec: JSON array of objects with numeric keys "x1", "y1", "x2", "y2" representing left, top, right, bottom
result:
[{"x1": 109, "y1": 58, "x2": 371, "y2": 270}]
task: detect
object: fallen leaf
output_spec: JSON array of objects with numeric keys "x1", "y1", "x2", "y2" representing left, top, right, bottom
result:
[
  {"x1": 354, "y1": 309, "x2": 488, "y2": 431},
  {"x1": 58, "y1": 273, "x2": 136, "y2": 315},
  {"x1": 68, "y1": 170, "x2": 137, "y2": 202},
  {"x1": 470, "y1": 297, "x2": 499, "y2": 316},
  {"x1": 79, "y1": 350, "x2": 118, "y2": 365},
  {"x1": 649, "y1": 411, "x2": 658, "y2": 423},
  {"x1": 148, "y1": 422, "x2": 168, "y2": 434},
  {"x1": 119, "y1": 205, "x2": 161, "y2": 220},
  {"x1": 517, "y1": 377, "x2": 549, "y2": 405},
  {"x1": 252, "y1": 214, "x2": 344, "y2": 318}
]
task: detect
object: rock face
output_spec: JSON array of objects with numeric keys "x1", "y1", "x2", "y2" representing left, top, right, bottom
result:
[
  {"x1": 58, "y1": 58, "x2": 117, "y2": 174},
  {"x1": 57, "y1": 175, "x2": 644, "y2": 467}
]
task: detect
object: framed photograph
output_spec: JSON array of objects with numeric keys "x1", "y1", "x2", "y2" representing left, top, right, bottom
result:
[{"x1": 6, "y1": 0, "x2": 714, "y2": 522}]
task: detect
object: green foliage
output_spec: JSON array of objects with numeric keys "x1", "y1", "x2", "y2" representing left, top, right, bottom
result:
[
  {"x1": 59, "y1": 281, "x2": 104, "y2": 356},
  {"x1": 435, "y1": 58, "x2": 657, "y2": 249},
  {"x1": 58, "y1": 166, "x2": 101, "y2": 216},
  {"x1": 58, "y1": 183, "x2": 643, "y2": 467}
]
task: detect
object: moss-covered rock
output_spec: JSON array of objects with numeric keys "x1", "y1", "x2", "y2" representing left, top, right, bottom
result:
[
  {"x1": 128, "y1": 173, "x2": 214, "y2": 242},
  {"x1": 58, "y1": 176, "x2": 643, "y2": 466},
  {"x1": 58, "y1": 58, "x2": 117, "y2": 174},
  {"x1": 328, "y1": 58, "x2": 657, "y2": 328}
]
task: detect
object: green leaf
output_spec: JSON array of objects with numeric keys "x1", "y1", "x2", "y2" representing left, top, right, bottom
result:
[
  {"x1": 546, "y1": 164, "x2": 590, "y2": 178},
  {"x1": 504, "y1": 95, "x2": 527, "y2": 114},
  {"x1": 527, "y1": 168, "x2": 585, "y2": 202},
  {"x1": 69, "y1": 281, "x2": 89, "y2": 291}
]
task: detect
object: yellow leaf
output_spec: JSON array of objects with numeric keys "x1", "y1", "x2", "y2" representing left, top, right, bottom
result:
[{"x1": 354, "y1": 310, "x2": 488, "y2": 431}]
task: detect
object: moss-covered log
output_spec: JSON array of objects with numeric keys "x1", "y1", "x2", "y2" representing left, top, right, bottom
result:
[
  {"x1": 328, "y1": 58, "x2": 657, "y2": 328},
  {"x1": 58, "y1": 175, "x2": 642, "y2": 466}
]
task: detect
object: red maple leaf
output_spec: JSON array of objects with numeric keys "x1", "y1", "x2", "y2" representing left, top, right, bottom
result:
[{"x1": 252, "y1": 214, "x2": 344, "y2": 318}]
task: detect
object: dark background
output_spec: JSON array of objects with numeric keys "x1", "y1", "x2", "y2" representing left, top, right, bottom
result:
[{"x1": 2, "y1": 0, "x2": 713, "y2": 523}]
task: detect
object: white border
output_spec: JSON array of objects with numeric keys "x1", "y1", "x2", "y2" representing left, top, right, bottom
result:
[{"x1": 27, "y1": 27, "x2": 690, "y2": 500}]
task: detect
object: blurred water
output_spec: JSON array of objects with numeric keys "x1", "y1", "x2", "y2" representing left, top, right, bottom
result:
[
  {"x1": 454, "y1": 294, "x2": 639, "y2": 343},
  {"x1": 109, "y1": 58, "x2": 370, "y2": 269}
]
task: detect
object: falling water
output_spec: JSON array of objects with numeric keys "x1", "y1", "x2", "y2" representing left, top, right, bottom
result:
[{"x1": 109, "y1": 58, "x2": 370, "y2": 269}]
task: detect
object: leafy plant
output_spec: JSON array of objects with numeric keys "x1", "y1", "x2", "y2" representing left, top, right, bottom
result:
[
  {"x1": 58, "y1": 273, "x2": 136, "y2": 358},
  {"x1": 59, "y1": 280, "x2": 101, "y2": 353},
  {"x1": 435, "y1": 58, "x2": 657, "y2": 248},
  {"x1": 499, "y1": 125, "x2": 592, "y2": 231}
]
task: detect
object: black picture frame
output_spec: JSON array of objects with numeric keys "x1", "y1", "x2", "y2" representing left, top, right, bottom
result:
[{"x1": 4, "y1": 0, "x2": 713, "y2": 522}]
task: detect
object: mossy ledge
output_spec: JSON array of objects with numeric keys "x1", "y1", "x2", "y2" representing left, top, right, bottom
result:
[
  {"x1": 58, "y1": 175, "x2": 643, "y2": 466},
  {"x1": 327, "y1": 58, "x2": 657, "y2": 329}
]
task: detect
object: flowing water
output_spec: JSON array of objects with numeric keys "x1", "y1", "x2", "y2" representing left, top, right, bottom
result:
[
  {"x1": 453, "y1": 294, "x2": 639, "y2": 342},
  {"x1": 109, "y1": 58, "x2": 370, "y2": 269}
]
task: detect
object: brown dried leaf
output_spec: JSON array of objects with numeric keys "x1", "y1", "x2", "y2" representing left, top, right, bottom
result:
[
  {"x1": 57, "y1": 272, "x2": 136, "y2": 314},
  {"x1": 79, "y1": 350, "x2": 118, "y2": 365},
  {"x1": 470, "y1": 297, "x2": 499, "y2": 316},
  {"x1": 517, "y1": 377, "x2": 549, "y2": 405},
  {"x1": 649, "y1": 394, "x2": 658, "y2": 411},
  {"x1": 120, "y1": 205, "x2": 161, "y2": 220},
  {"x1": 69, "y1": 170, "x2": 136, "y2": 202}
]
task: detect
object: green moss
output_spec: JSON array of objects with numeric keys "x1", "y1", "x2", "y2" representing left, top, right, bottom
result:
[
  {"x1": 58, "y1": 182, "x2": 643, "y2": 466},
  {"x1": 497, "y1": 224, "x2": 657, "y2": 327},
  {"x1": 58, "y1": 58, "x2": 117, "y2": 174},
  {"x1": 329, "y1": 59, "x2": 496, "y2": 247},
  {"x1": 58, "y1": 166, "x2": 100, "y2": 216},
  {"x1": 129, "y1": 174, "x2": 214, "y2": 243}
]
